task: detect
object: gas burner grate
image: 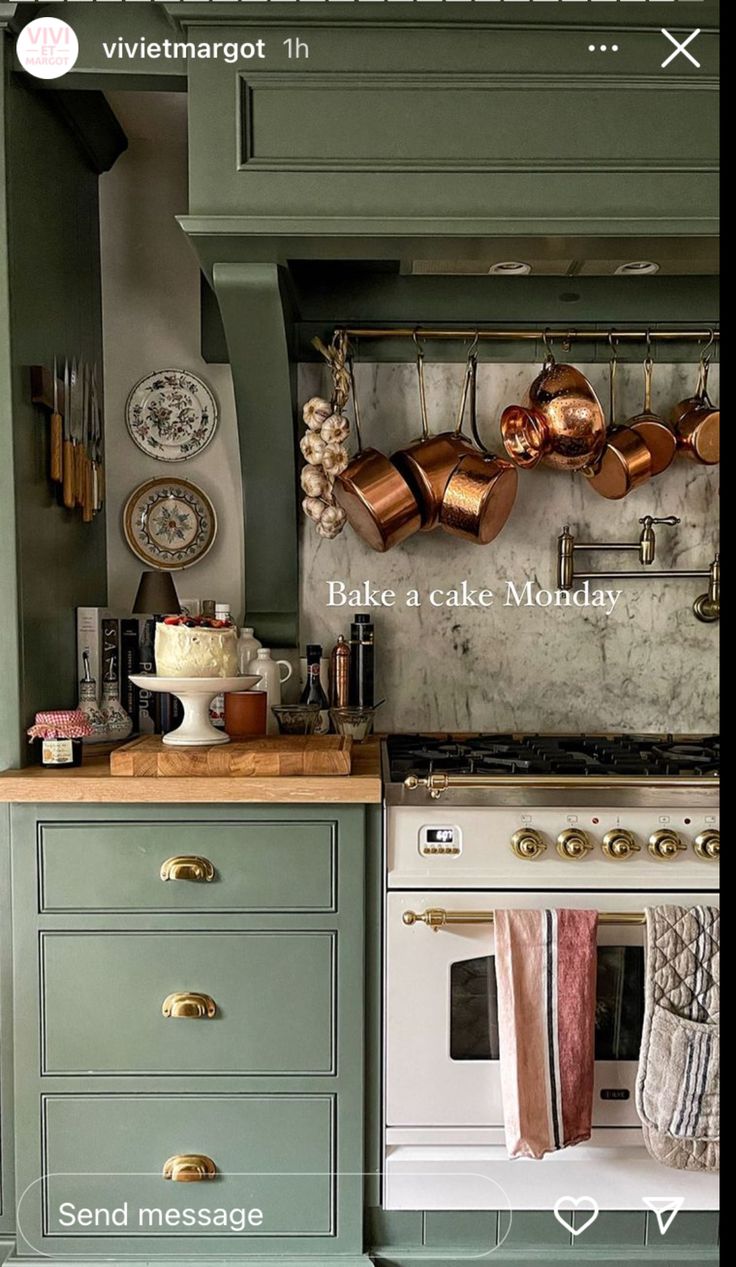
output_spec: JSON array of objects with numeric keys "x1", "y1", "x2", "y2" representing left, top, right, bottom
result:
[{"x1": 387, "y1": 733, "x2": 720, "y2": 782}]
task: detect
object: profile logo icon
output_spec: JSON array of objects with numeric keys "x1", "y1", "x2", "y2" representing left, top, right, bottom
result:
[{"x1": 16, "y1": 16, "x2": 79, "y2": 81}]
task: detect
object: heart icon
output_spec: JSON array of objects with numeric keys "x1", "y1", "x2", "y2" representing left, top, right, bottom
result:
[{"x1": 553, "y1": 1196, "x2": 600, "y2": 1238}]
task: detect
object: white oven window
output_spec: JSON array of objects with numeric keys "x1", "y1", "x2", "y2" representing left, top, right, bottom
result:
[{"x1": 449, "y1": 947, "x2": 645, "y2": 1062}]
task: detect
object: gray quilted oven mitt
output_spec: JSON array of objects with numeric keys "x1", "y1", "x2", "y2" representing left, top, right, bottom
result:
[{"x1": 636, "y1": 905, "x2": 719, "y2": 1172}]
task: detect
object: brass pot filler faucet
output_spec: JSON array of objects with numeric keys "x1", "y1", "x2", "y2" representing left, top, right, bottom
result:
[{"x1": 557, "y1": 517, "x2": 720, "y2": 623}]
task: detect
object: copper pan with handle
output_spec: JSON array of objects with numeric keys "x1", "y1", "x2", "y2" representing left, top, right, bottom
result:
[
  {"x1": 392, "y1": 337, "x2": 478, "y2": 531},
  {"x1": 583, "y1": 343, "x2": 653, "y2": 500},
  {"x1": 626, "y1": 350, "x2": 677, "y2": 477},
  {"x1": 333, "y1": 360, "x2": 422, "y2": 552},
  {"x1": 672, "y1": 348, "x2": 720, "y2": 465},
  {"x1": 439, "y1": 354, "x2": 519, "y2": 544}
]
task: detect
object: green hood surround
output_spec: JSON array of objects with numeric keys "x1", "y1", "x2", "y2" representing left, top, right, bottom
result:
[{"x1": 172, "y1": 3, "x2": 718, "y2": 647}]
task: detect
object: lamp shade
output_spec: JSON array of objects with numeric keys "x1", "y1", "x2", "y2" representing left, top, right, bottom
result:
[{"x1": 132, "y1": 570, "x2": 180, "y2": 615}]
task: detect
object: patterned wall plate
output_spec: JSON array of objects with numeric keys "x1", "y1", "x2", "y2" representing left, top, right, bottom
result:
[
  {"x1": 123, "y1": 478, "x2": 217, "y2": 571},
  {"x1": 125, "y1": 369, "x2": 219, "y2": 461}
]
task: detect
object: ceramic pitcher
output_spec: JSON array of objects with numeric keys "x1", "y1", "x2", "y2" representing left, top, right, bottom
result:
[{"x1": 246, "y1": 648, "x2": 293, "y2": 735}]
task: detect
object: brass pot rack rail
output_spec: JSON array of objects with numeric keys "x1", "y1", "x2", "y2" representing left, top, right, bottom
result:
[
  {"x1": 341, "y1": 327, "x2": 720, "y2": 345},
  {"x1": 403, "y1": 908, "x2": 646, "y2": 930}
]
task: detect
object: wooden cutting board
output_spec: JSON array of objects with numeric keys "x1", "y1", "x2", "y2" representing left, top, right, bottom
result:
[{"x1": 110, "y1": 735, "x2": 353, "y2": 778}]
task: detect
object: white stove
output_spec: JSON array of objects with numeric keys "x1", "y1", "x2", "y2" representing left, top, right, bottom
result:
[{"x1": 382, "y1": 734, "x2": 719, "y2": 1213}]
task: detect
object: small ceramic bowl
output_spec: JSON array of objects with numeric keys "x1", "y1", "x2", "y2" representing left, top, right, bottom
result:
[
  {"x1": 271, "y1": 704, "x2": 320, "y2": 735},
  {"x1": 329, "y1": 706, "x2": 376, "y2": 742}
]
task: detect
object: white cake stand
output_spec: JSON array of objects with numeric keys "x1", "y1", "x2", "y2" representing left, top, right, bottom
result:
[{"x1": 130, "y1": 675, "x2": 261, "y2": 746}]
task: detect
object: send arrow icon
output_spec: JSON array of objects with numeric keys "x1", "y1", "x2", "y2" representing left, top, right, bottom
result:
[{"x1": 643, "y1": 1197, "x2": 685, "y2": 1235}]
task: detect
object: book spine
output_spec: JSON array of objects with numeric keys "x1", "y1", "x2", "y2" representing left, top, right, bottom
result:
[
  {"x1": 120, "y1": 619, "x2": 140, "y2": 730},
  {"x1": 136, "y1": 617, "x2": 156, "y2": 734},
  {"x1": 101, "y1": 617, "x2": 119, "y2": 682}
]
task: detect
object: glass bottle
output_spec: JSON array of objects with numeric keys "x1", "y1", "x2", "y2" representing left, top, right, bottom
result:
[
  {"x1": 300, "y1": 644, "x2": 330, "y2": 734},
  {"x1": 210, "y1": 603, "x2": 233, "y2": 728},
  {"x1": 101, "y1": 655, "x2": 133, "y2": 741},
  {"x1": 349, "y1": 614, "x2": 375, "y2": 707},
  {"x1": 77, "y1": 651, "x2": 107, "y2": 743},
  {"x1": 237, "y1": 626, "x2": 262, "y2": 674}
]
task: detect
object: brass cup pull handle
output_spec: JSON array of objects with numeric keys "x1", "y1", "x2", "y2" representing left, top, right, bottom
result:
[
  {"x1": 162, "y1": 1154, "x2": 217, "y2": 1183},
  {"x1": 162, "y1": 992, "x2": 217, "y2": 1020},
  {"x1": 160, "y1": 855, "x2": 215, "y2": 883}
]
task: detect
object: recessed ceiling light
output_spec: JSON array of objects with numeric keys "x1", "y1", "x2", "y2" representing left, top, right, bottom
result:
[
  {"x1": 615, "y1": 261, "x2": 660, "y2": 276},
  {"x1": 489, "y1": 261, "x2": 532, "y2": 276}
]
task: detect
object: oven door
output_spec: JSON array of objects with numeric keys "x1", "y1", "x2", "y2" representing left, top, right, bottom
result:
[{"x1": 386, "y1": 890, "x2": 717, "y2": 1129}]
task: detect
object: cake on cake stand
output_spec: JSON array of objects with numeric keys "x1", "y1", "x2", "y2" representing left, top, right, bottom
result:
[{"x1": 130, "y1": 675, "x2": 261, "y2": 745}]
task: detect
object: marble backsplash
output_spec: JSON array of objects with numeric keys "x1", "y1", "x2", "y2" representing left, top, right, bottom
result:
[{"x1": 298, "y1": 361, "x2": 719, "y2": 734}]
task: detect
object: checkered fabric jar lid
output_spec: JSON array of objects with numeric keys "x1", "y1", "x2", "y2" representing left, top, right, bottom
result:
[{"x1": 27, "y1": 710, "x2": 93, "y2": 740}]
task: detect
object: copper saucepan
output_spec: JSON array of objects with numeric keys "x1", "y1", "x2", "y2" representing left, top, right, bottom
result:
[
  {"x1": 392, "y1": 342, "x2": 477, "y2": 531},
  {"x1": 583, "y1": 349, "x2": 653, "y2": 500},
  {"x1": 625, "y1": 354, "x2": 677, "y2": 477},
  {"x1": 439, "y1": 355, "x2": 518, "y2": 544},
  {"x1": 500, "y1": 351, "x2": 606, "y2": 471},
  {"x1": 333, "y1": 361, "x2": 422, "y2": 552},
  {"x1": 672, "y1": 355, "x2": 720, "y2": 465}
]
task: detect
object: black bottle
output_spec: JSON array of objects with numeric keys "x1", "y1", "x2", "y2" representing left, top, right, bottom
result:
[
  {"x1": 349, "y1": 614, "x2": 374, "y2": 708},
  {"x1": 300, "y1": 644, "x2": 330, "y2": 734}
]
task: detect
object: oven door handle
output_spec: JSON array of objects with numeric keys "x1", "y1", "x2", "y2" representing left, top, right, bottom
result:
[{"x1": 402, "y1": 908, "x2": 646, "y2": 931}]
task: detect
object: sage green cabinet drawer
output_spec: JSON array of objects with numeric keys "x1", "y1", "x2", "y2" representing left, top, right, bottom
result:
[
  {"x1": 38, "y1": 818, "x2": 336, "y2": 912},
  {"x1": 39, "y1": 1093, "x2": 335, "y2": 1239},
  {"x1": 42, "y1": 931, "x2": 335, "y2": 1075}
]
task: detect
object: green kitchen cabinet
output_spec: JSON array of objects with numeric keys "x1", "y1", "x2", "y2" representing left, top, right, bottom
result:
[{"x1": 10, "y1": 803, "x2": 370, "y2": 1265}]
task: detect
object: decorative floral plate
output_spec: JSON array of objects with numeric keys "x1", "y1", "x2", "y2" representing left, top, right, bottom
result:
[
  {"x1": 123, "y1": 478, "x2": 217, "y2": 571},
  {"x1": 125, "y1": 369, "x2": 218, "y2": 461}
]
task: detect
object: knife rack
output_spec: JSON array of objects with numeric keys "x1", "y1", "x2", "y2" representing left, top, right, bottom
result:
[{"x1": 30, "y1": 362, "x2": 105, "y2": 524}]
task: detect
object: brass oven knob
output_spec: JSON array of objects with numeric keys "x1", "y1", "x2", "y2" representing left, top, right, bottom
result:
[
  {"x1": 162, "y1": 992, "x2": 217, "y2": 1020},
  {"x1": 648, "y1": 830, "x2": 686, "y2": 861},
  {"x1": 511, "y1": 829, "x2": 547, "y2": 861},
  {"x1": 602, "y1": 829, "x2": 641, "y2": 861},
  {"x1": 694, "y1": 829, "x2": 720, "y2": 861},
  {"x1": 556, "y1": 829, "x2": 593, "y2": 861},
  {"x1": 162, "y1": 1154, "x2": 217, "y2": 1183}
]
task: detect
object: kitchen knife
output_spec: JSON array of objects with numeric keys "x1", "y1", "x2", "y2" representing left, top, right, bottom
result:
[
  {"x1": 62, "y1": 358, "x2": 75, "y2": 510},
  {"x1": 50, "y1": 355, "x2": 62, "y2": 483},
  {"x1": 82, "y1": 363, "x2": 94, "y2": 523},
  {"x1": 92, "y1": 364, "x2": 105, "y2": 512}
]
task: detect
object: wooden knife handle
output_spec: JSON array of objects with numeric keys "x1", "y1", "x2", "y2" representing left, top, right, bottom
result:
[
  {"x1": 96, "y1": 460, "x2": 105, "y2": 508},
  {"x1": 82, "y1": 454, "x2": 94, "y2": 523},
  {"x1": 50, "y1": 413, "x2": 63, "y2": 482},
  {"x1": 62, "y1": 440, "x2": 76, "y2": 509},
  {"x1": 74, "y1": 443, "x2": 85, "y2": 507}
]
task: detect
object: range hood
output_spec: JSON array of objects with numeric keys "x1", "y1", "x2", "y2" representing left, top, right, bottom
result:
[{"x1": 172, "y1": 3, "x2": 719, "y2": 646}]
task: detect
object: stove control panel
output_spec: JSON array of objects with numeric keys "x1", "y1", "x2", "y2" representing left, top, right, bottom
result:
[
  {"x1": 418, "y1": 826, "x2": 462, "y2": 857},
  {"x1": 393, "y1": 809, "x2": 720, "y2": 889}
]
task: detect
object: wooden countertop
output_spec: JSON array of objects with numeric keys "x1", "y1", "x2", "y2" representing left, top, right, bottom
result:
[{"x1": 0, "y1": 739, "x2": 383, "y2": 804}]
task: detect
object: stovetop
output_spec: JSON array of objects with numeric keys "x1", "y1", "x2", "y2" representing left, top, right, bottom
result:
[{"x1": 387, "y1": 733, "x2": 720, "y2": 782}]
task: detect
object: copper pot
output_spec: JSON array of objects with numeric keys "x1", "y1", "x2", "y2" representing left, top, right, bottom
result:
[
  {"x1": 501, "y1": 357, "x2": 606, "y2": 471},
  {"x1": 333, "y1": 362, "x2": 421, "y2": 552},
  {"x1": 672, "y1": 358, "x2": 719, "y2": 465},
  {"x1": 392, "y1": 346, "x2": 475, "y2": 531},
  {"x1": 583, "y1": 352, "x2": 653, "y2": 500},
  {"x1": 626, "y1": 357, "x2": 677, "y2": 477},
  {"x1": 439, "y1": 356, "x2": 518, "y2": 544}
]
